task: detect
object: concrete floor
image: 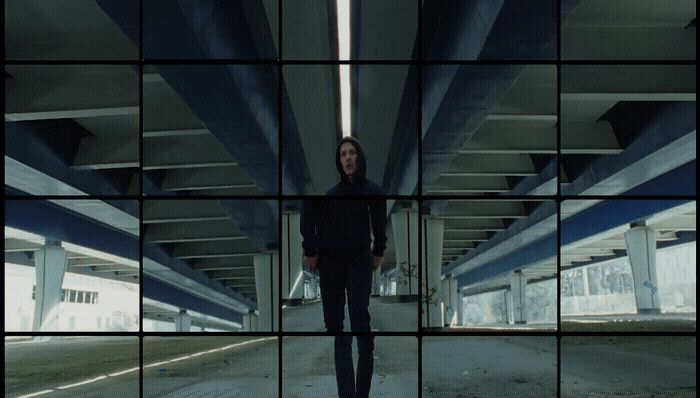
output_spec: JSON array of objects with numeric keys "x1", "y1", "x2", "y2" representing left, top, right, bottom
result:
[
  {"x1": 5, "y1": 336, "x2": 139, "y2": 398},
  {"x1": 143, "y1": 336, "x2": 278, "y2": 398},
  {"x1": 561, "y1": 336, "x2": 696, "y2": 397},
  {"x1": 282, "y1": 336, "x2": 418, "y2": 397},
  {"x1": 422, "y1": 336, "x2": 557, "y2": 398},
  {"x1": 283, "y1": 297, "x2": 419, "y2": 331}
]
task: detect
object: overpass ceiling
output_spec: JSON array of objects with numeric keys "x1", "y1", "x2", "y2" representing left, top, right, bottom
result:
[
  {"x1": 434, "y1": 200, "x2": 552, "y2": 274},
  {"x1": 560, "y1": 201, "x2": 696, "y2": 270},
  {"x1": 284, "y1": 64, "x2": 414, "y2": 194},
  {"x1": 142, "y1": 67, "x2": 265, "y2": 195},
  {"x1": 424, "y1": 65, "x2": 557, "y2": 195},
  {"x1": 460, "y1": 261, "x2": 556, "y2": 298},
  {"x1": 4, "y1": 0, "x2": 138, "y2": 60},
  {"x1": 282, "y1": 0, "x2": 417, "y2": 60},
  {"x1": 562, "y1": 0, "x2": 696, "y2": 60},
  {"x1": 144, "y1": 200, "x2": 276, "y2": 303},
  {"x1": 6, "y1": 1, "x2": 280, "y2": 196},
  {"x1": 5, "y1": 237, "x2": 139, "y2": 284},
  {"x1": 142, "y1": 301, "x2": 240, "y2": 331},
  {"x1": 4, "y1": 199, "x2": 140, "y2": 283},
  {"x1": 560, "y1": 64, "x2": 696, "y2": 192},
  {"x1": 5, "y1": 64, "x2": 140, "y2": 194}
]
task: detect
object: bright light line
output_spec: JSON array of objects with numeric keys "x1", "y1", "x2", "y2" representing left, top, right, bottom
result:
[
  {"x1": 288, "y1": 270, "x2": 305, "y2": 298},
  {"x1": 56, "y1": 375, "x2": 108, "y2": 390},
  {"x1": 16, "y1": 390, "x2": 54, "y2": 398},
  {"x1": 339, "y1": 65, "x2": 352, "y2": 137},
  {"x1": 108, "y1": 367, "x2": 139, "y2": 377},
  {"x1": 337, "y1": 0, "x2": 352, "y2": 137},
  {"x1": 144, "y1": 337, "x2": 275, "y2": 369},
  {"x1": 337, "y1": 0, "x2": 351, "y2": 59},
  {"x1": 9, "y1": 321, "x2": 273, "y2": 395}
]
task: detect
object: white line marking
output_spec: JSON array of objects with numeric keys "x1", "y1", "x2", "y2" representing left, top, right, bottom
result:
[
  {"x1": 13, "y1": 337, "x2": 275, "y2": 397},
  {"x1": 108, "y1": 367, "x2": 140, "y2": 377},
  {"x1": 56, "y1": 375, "x2": 108, "y2": 390},
  {"x1": 16, "y1": 390, "x2": 54, "y2": 398}
]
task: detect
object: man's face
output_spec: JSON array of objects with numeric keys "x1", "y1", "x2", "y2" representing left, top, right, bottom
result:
[{"x1": 339, "y1": 142, "x2": 358, "y2": 178}]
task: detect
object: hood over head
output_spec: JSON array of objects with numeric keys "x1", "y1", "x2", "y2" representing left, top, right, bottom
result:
[{"x1": 336, "y1": 136, "x2": 367, "y2": 184}]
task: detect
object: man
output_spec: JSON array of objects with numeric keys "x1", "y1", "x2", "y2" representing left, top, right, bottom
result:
[{"x1": 301, "y1": 136, "x2": 387, "y2": 398}]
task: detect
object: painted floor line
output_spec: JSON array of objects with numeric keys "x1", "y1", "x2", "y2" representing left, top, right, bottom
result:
[
  {"x1": 57, "y1": 375, "x2": 108, "y2": 390},
  {"x1": 143, "y1": 337, "x2": 276, "y2": 368},
  {"x1": 16, "y1": 390, "x2": 54, "y2": 398},
  {"x1": 13, "y1": 337, "x2": 276, "y2": 398}
]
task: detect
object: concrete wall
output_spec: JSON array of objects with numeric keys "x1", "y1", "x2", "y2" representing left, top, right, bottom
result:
[
  {"x1": 4, "y1": 263, "x2": 139, "y2": 331},
  {"x1": 461, "y1": 279, "x2": 557, "y2": 325},
  {"x1": 561, "y1": 242, "x2": 696, "y2": 315}
]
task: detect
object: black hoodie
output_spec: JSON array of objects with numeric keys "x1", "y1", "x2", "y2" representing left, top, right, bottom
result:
[{"x1": 301, "y1": 137, "x2": 387, "y2": 258}]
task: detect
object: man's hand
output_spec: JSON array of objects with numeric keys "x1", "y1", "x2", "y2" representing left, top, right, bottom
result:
[
  {"x1": 373, "y1": 256, "x2": 383, "y2": 269},
  {"x1": 303, "y1": 255, "x2": 319, "y2": 272}
]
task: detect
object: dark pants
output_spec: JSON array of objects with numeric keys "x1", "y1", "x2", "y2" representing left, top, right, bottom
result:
[{"x1": 319, "y1": 250, "x2": 375, "y2": 398}]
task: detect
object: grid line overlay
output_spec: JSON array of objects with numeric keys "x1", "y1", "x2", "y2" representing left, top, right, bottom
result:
[{"x1": 2, "y1": 1, "x2": 696, "y2": 398}]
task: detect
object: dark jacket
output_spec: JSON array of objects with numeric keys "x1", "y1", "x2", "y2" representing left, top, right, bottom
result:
[{"x1": 301, "y1": 137, "x2": 387, "y2": 258}]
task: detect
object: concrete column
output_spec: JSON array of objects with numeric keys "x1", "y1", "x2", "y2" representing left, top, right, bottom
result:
[
  {"x1": 447, "y1": 275, "x2": 462, "y2": 326},
  {"x1": 174, "y1": 310, "x2": 191, "y2": 332},
  {"x1": 510, "y1": 270, "x2": 527, "y2": 324},
  {"x1": 282, "y1": 211, "x2": 303, "y2": 304},
  {"x1": 624, "y1": 225, "x2": 661, "y2": 315},
  {"x1": 504, "y1": 290, "x2": 513, "y2": 324},
  {"x1": 33, "y1": 240, "x2": 68, "y2": 331},
  {"x1": 243, "y1": 312, "x2": 258, "y2": 332},
  {"x1": 254, "y1": 251, "x2": 279, "y2": 331},
  {"x1": 441, "y1": 279, "x2": 450, "y2": 326},
  {"x1": 422, "y1": 216, "x2": 444, "y2": 328},
  {"x1": 371, "y1": 266, "x2": 382, "y2": 296},
  {"x1": 391, "y1": 208, "x2": 419, "y2": 296},
  {"x1": 381, "y1": 274, "x2": 389, "y2": 296},
  {"x1": 456, "y1": 289, "x2": 464, "y2": 326},
  {"x1": 582, "y1": 267, "x2": 590, "y2": 296}
]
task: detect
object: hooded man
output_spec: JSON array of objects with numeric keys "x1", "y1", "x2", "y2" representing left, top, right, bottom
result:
[{"x1": 301, "y1": 136, "x2": 387, "y2": 398}]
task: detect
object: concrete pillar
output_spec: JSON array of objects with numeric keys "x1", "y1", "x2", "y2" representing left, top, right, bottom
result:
[
  {"x1": 33, "y1": 240, "x2": 68, "y2": 331},
  {"x1": 254, "y1": 251, "x2": 279, "y2": 331},
  {"x1": 510, "y1": 270, "x2": 527, "y2": 324},
  {"x1": 391, "y1": 208, "x2": 419, "y2": 296},
  {"x1": 371, "y1": 266, "x2": 382, "y2": 296},
  {"x1": 582, "y1": 267, "x2": 590, "y2": 296},
  {"x1": 456, "y1": 289, "x2": 463, "y2": 326},
  {"x1": 381, "y1": 274, "x2": 389, "y2": 296},
  {"x1": 422, "y1": 216, "x2": 444, "y2": 328},
  {"x1": 243, "y1": 312, "x2": 258, "y2": 332},
  {"x1": 624, "y1": 225, "x2": 661, "y2": 315},
  {"x1": 441, "y1": 276, "x2": 459, "y2": 326},
  {"x1": 174, "y1": 310, "x2": 191, "y2": 332},
  {"x1": 504, "y1": 290, "x2": 513, "y2": 324},
  {"x1": 282, "y1": 211, "x2": 303, "y2": 304},
  {"x1": 441, "y1": 279, "x2": 450, "y2": 326}
]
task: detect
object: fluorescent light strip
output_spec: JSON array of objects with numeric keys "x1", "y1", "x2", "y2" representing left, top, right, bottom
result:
[
  {"x1": 339, "y1": 65, "x2": 352, "y2": 137},
  {"x1": 337, "y1": 0, "x2": 351, "y2": 136}
]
